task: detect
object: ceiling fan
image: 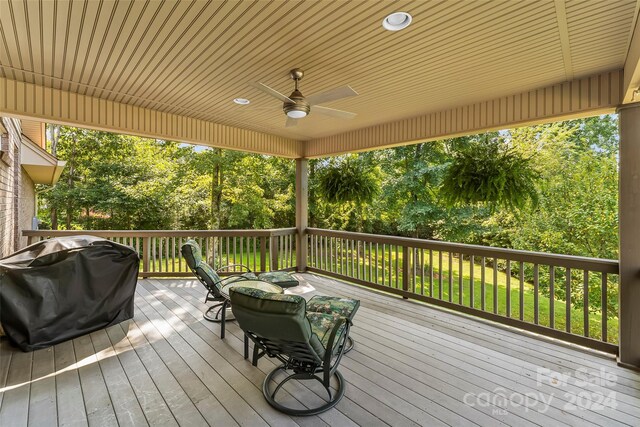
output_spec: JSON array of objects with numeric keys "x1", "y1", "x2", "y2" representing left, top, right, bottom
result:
[{"x1": 252, "y1": 68, "x2": 358, "y2": 127}]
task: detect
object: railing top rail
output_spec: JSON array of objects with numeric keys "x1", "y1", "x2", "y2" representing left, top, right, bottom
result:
[
  {"x1": 307, "y1": 228, "x2": 619, "y2": 273},
  {"x1": 23, "y1": 228, "x2": 297, "y2": 238}
]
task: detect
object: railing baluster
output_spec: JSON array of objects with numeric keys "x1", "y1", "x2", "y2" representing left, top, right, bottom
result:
[
  {"x1": 325, "y1": 236, "x2": 329, "y2": 274},
  {"x1": 402, "y1": 246, "x2": 410, "y2": 296},
  {"x1": 159, "y1": 237, "x2": 163, "y2": 272},
  {"x1": 458, "y1": 254, "x2": 463, "y2": 305},
  {"x1": 151, "y1": 237, "x2": 156, "y2": 273},
  {"x1": 375, "y1": 243, "x2": 379, "y2": 284},
  {"x1": 179, "y1": 237, "x2": 183, "y2": 271},
  {"x1": 566, "y1": 267, "x2": 572, "y2": 333},
  {"x1": 438, "y1": 251, "x2": 443, "y2": 299},
  {"x1": 550, "y1": 266, "x2": 555, "y2": 329},
  {"x1": 533, "y1": 264, "x2": 539, "y2": 325},
  {"x1": 143, "y1": 237, "x2": 150, "y2": 275},
  {"x1": 260, "y1": 236, "x2": 267, "y2": 272},
  {"x1": 395, "y1": 245, "x2": 399, "y2": 289},
  {"x1": 382, "y1": 244, "x2": 386, "y2": 286},
  {"x1": 240, "y1": 236, "x2": 244, "y2": 269},
  {"x1": 448, "y1": 252, "x2": 453, "y2": 302},
  {"x1": 493, "y1": 258, "x2": 498, "y2": 314},
  {"x1": 357, "y1": 241, "x2": 361, "y2": 280},
  {"x1": 480, "y1": 256, "x2": 485, "y2": 311},
  {"x1": 506, "y1": 260, "x2": 511, "y2": 317},
  {"x1": 369, "y1": 241, "x2": 373, "y2": 282},
  {"x1": 352, "y1": 239, "x2": 357, "y2": 278},
  {"x1": 420, "y1": 249, "x2": 425, "y2": 295},
  {"x1": 172, "y1": 236, "x2": 176, "y2": 272},
  {"x1": 519, "y1": 261, "x2": 524, "y2": 321},
  {"x1": 470, "y1": 255, "x2": 474, "y2": 308},
  {"x1": 429, "y1": 250, "x2": 434, "y2": 297},
  {"x1": 232, "y1": 237, "x2": 237, "y2": 271},
  {"x1": 253, "y1": 237, "x2": 257, "y2": 271},
  {"x1": 584, "y1": 271, "x2": 589, "y2": 338},
  {"x1": 602, "y1": 274, "x2": 608, "y2": 342}
]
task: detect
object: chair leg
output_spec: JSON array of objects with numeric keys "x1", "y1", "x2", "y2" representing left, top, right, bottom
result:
[
  {"x1": 244, "y1": 334, "x2": 249, "y2": 359},
  {"x1": 252, "y1": 341, "x2": 260, "y2": 366},
  {"x1": 221, "y1": 300, "x2": 227, "y2": 339}
]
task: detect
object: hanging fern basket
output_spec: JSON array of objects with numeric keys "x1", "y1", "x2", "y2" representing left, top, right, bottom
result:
[{"x1": 440, "y1": 139, "x2": 539, "y2": 211}]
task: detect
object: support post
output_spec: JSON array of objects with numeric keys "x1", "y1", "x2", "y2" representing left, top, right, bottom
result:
[
  {"x1": 296, "y1": 158, "x2": 309, "y2": 272},
  {"x1": 269, "y1": 234, "x2": 278, "y2": 271},
  {"x1": 617, "y1": 102, "x2": 640, "y2": 369}
]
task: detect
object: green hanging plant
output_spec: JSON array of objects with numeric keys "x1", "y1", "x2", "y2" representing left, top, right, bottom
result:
[
  {"x1": 440, "y1": 137, "x2": 539, "y2": 211},
  {"x1": 317, "y1": 157, "x2": 379, "y2": 205}
]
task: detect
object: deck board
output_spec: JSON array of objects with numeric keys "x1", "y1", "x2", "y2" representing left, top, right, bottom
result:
[{"x1": 1, "y1": 273, "x2": 639, "y2": 427}]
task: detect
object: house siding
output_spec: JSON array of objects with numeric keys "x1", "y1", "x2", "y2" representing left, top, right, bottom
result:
[
  {"x1": 19, "y1": 168, "x2": 35, "y2": 248},
  {"x1": 0, "y1": 116, "x2": 22, "y2": 258}
]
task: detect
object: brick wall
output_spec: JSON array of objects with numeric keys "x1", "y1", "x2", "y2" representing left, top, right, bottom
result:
[{"x1": 0, "y1": 117, "x2": 22, "y2": 258}]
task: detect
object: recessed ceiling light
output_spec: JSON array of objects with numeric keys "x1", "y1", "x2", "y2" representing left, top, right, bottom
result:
[
  {"x1": 382, "y1": 12, "x2": 412, "y2": 31},
  {"x1": 233, "y1": 98, "x2": 250, "y2": 105}
]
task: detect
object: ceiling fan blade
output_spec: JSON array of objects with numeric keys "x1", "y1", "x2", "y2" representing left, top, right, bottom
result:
[
  {"x1": 313, "y1": 105, "x2": 357, "y2": 119},
  {"x1": 306, "y1": 85, "x2": 358, "y2": 106},
  {"x1": 251, "y1": 82, "x2": 295, "y2": 103},
  {"x1": 285, "y1": 117, "x2": 298, "y2": 127}
]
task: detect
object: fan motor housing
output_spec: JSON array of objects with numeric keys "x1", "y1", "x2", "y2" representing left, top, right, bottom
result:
[{"x1": 283, "y1": 89, "x2": 310, "y2": 117}]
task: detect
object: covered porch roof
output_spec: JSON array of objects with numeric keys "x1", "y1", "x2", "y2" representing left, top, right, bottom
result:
[{"x1": 1, "y1": 0, "x2": 639, "y2": 158}]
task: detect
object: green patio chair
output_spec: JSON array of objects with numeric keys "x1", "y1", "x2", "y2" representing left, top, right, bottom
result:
[
  {"x1": 230, "y1": 286, "x2": 359, "y2": 416},
  {"x1": 181, "y1": 239, "x2": 256, "y2": 323}
]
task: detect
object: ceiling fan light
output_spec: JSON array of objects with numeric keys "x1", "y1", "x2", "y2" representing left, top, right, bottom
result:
[
  {"x1": 286, "y1": 110, "x2": 307, "y2": 119},
  {"x1": 382, "y1": 12, "x2": 412, "y2": 31}
]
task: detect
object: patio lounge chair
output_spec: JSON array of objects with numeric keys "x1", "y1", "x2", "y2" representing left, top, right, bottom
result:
[
  {"x1": 181, "y1": 239, "x2": 256, "y2": 322},
  {"x1": 229, "y1": 286, "x2": 359, "y2": 415}
]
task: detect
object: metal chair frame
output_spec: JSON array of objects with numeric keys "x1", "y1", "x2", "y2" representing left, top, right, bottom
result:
[{"x1": 242, "y1": 318, "x2": 352, "y2": 416}]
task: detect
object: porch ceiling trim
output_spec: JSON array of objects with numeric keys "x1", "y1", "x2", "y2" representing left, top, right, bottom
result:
[
  {"x1": 304, "y1": 69, "x2": 623, "y2": 158},
  {"x1": 0, "y1": 77, "x2": 302, "y2": 158}
]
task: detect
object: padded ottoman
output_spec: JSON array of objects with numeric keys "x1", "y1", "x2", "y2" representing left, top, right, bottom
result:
[{"x1": 257, "y1": 271, "x2": 299, "y2": 288}]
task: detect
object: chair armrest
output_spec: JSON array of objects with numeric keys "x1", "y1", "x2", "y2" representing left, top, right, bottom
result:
[
  {"x1": 217, "y1": 264, "x2": 253, "y2": 273},
  {"x1": 219, "y1": 275, "x2": 254, "y2": 285}
]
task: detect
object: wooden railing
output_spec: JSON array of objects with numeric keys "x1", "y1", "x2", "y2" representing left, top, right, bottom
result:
[
  {"x1": 23, "y1": 228, "x2": 297, "y2": 277},
  {"x1": 306, "y1": 228, "x2": 619, "y2": 353},
  {"x1": 22, "y1": 227, "x2": 619, "y2": 353}
]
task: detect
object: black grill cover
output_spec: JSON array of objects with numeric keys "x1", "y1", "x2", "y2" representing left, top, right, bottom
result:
[{"x1": 0, "y1": 236, "x2": 139, "y2": 351}]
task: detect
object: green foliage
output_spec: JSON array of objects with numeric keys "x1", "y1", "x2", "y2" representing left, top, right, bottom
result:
[
  {"x1": 317, "y1": 156, "x2": 380, "y2": 205},
  {"x1": 440, "y1": 136, "x2": 540, "y2": 211},
  {"x1": 40, "y1": 127, "x2": 294, "y2": 231}
]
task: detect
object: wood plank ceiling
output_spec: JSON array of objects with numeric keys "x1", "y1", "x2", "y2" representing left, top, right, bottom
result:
[{"x1": 0, "y1": 0, "x2": 638, "y2": 142}]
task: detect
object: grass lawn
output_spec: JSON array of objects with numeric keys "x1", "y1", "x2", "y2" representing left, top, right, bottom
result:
[{"x1": 316, "y1": 247, "x2": 618, "y2": 344}]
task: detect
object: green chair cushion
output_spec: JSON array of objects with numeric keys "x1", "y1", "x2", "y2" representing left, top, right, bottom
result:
[
  {"x1": 306, "y1": 312, "x2": 347, "y2": 351},
  {"x1": 307, "y1": 295, "x2": 360, "y2": 320},
  {"x1": 230, "y1": 287, "x2": 319, "y2": 353},
  {"x1": 258, "y1": 271, "x2": 299, "y2": 288}
]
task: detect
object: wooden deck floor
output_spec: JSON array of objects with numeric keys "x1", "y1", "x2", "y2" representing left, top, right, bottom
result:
[{"x1": 1, "y1": 273, "x2": 639, "y2": 426}]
